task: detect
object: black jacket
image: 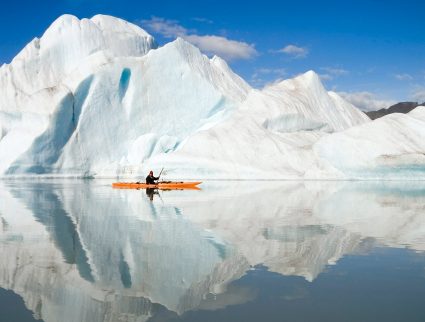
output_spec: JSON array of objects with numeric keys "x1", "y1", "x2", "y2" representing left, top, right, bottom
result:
[{"x1": 146, "y1": 175, "x2": 159, "y2": 184}]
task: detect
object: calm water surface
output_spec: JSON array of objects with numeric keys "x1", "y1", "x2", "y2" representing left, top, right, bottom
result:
[{"x1": 0, "y1": 180, "x2": 425, "y2": 322}]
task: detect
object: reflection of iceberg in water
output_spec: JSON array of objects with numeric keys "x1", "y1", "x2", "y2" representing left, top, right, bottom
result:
[
  {"x1": 0, "y1": 180, "x2": 425, "y2": 321},
  {"x1": 0, "y1": 181, "x2": 248, "y2": 321}
]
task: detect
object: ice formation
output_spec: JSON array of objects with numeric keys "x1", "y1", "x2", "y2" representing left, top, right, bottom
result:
[{"x1": 0, "y1": 14, "x2": 423, "y2": 179}]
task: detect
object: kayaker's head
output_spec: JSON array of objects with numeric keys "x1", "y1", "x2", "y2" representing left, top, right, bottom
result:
[{"x1": 149, "y1": 170, "x2": 153, "y2": 176}]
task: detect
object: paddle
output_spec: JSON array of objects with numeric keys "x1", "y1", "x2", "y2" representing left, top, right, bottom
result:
[{"x1": 158, "y1": 167, "x2": 164, "y2": 181}]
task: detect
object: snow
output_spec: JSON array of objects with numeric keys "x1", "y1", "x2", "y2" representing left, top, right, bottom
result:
[{"x1": 0, "y1": 14, "x2": 424, "y2": 179}]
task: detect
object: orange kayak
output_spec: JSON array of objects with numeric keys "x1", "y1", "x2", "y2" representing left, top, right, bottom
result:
[{"x1": 112, "y1": 181, "x2": 202, "y2": 190}]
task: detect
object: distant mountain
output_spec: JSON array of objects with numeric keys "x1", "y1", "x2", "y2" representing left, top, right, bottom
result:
[{"x1": 366, "y1": 102, "x2": 424, "y2": 120}]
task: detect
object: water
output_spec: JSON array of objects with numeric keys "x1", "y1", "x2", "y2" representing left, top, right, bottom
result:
[{"x1": 1, "y1": 180, "x2": 425, "y2": 322}]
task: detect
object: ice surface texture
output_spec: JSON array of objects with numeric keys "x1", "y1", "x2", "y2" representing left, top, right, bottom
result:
[{"x1": 1, "y1": 14, "x2": 423, "y2": 179}]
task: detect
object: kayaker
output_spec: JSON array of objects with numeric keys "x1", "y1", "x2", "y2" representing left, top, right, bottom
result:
[{"x1": 146, "y1": 171, "x2": 159, "y2": 184}]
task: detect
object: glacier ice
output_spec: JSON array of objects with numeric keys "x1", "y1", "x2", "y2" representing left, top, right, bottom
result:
[
  {"x1": 314, "y1": 106, "x2": 425, "y2": 179},
  {"x1": 0, "y1": 14, "x2": 423, "y2": 179},
  {"x1": 147, "y1": 71, "x2": 370, "y2": 179}
]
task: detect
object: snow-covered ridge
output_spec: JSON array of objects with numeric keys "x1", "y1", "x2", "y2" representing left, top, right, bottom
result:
[{"x1": 1, "y1": 14, "x2": 423, "y2": 179}]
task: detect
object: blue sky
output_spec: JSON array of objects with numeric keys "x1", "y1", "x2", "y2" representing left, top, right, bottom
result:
[{"x1": 1, "y1": 0, "x2": 424, "y2": 109}]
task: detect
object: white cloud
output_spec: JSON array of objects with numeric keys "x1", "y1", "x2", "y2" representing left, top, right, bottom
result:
[
  {"x1": 140, "y1": 17, "x2": 257, "y2": 61},
  {"x1": 192, "y1": 17, "x2": 213, "y2": 24},
  {"x1": 184, "y1": 35, "x2": 257, "y2": 61},
  {"x1": 319, "y1": 74, "x2": 333, "y2": 81},
  {"x1": 253, "y1": 68, "x2": 287, "y2": 77},
  {"x1": 140, "y1": 17, "x2": 187, "y2": 38},
  {"x1": 319, "y1": 67, "x2": 349, "y2": 81},
  {"x1": 276, "y1": 45, "x2": 308, "y2": 58},
  {"x1": 337, "y1": 91, "x2": 396, "y2": 112},
  {"x1": 412, "y1": 86, "x2": 425, "y2": 102},
  {"x1": 395, "y1": 73, "x2": 413, "y2": 81},
  {"x1": 321, "y1": 67, "x2": 349, "y2": 76}
]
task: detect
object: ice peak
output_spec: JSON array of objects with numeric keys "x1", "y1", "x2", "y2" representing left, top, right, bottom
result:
[
  {"x1": 284, "y1": 70, "x2": 326, "y2": 92},
  {"x1": 48, "y1": 14, "x2": 80, "y2": 29},
  {"x1": 170, "y1": 37, "x2": 199, "y2": 52},
  {"x1": 162, "y1": 37, "x2": 205, "y2": 60},
  {"x1": 295, "y1": 70, "x2": 321, "y2": 84},
  {"x1": 44, "y1": 14, "x2": 154, "y2": 39},
  {"x1": 90, "y1": 14, "x2": 153, "y2": 38},
  {"x1": 3, "y1": 13, "x2": 157, "y2": 104},
  {"x1": 174, "y1": 36, "x2": 187, "y2": 44},
  {"x1": 263, "y1": 70, "x2": 323, "y2": 93},
  {"x1": 154, "y1": 37, "x2": 251, "y2": 102},
  {"x1": 39, "y1": 14, "x2": 80, "y2": 41}
]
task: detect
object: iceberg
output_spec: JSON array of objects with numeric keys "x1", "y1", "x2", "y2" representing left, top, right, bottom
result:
[
  {"x1": 0, "y1": 14, "x2": 423, "y2": 179},
  {"x1": 0, "y1": 15, "x2": 250, "y2": 177}
]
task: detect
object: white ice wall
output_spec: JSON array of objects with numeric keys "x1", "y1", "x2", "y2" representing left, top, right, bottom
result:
[{"x1": 2, "y1": 14, "x2": 424, "y2": 179}]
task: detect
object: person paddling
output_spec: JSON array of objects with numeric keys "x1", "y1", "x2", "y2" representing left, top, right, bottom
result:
[{"x1": 146, "y1": 170, "x2": 159, "y2": 184}]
